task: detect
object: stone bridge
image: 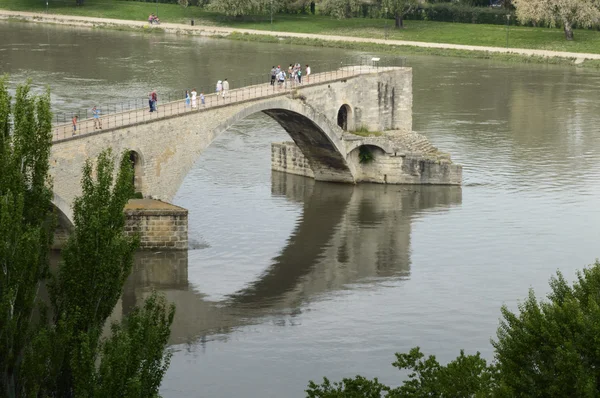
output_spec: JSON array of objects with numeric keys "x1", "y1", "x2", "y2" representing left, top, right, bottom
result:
[{"x1": 50, "y1": 66, "x2": 461, "y2": 225}]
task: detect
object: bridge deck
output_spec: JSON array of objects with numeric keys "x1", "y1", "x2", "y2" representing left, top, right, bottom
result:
[{"x1": 52, "y1": 65, "x2": 394, "y2": 141}]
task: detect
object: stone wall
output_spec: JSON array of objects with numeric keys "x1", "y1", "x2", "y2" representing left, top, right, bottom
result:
[
  {"x1": 124, "y1": 199, "x2": 188, "y2": 250},
  {"x1": 272, "y1": 140, "x2": 462, "y2": 185},
  {"x1": 298, "y1": 68, "x2": 413, "y2": 134},
  {"x1": 271, "y1": 142, "x2": 315, "y2": 178},
  {"x1": 347, "y1": 148, "x2": 462, "y2": 185}
]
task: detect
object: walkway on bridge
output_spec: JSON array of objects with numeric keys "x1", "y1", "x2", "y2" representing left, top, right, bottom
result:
[{"x1": 52, "y1": 64, "x2": 398, "y2": 141}]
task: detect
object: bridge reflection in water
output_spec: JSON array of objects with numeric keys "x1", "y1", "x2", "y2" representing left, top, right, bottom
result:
[{"x1": 113, "y1": 173, "x2": 462, "y2": 346}]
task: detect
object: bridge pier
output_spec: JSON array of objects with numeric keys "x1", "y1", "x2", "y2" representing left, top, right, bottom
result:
[{"x1": 271, "y1": 129, "x2": 462, "y2": 185}]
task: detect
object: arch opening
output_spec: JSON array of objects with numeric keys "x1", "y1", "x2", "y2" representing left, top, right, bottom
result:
[
  {"x1": 337, "y1": 104, "x2": 351, "y2": 131},
  {"x1": 128, "y1": 150, "x2": 143, "y2": 196},
  {"x1": 261, "y1": 108, "x2": 354, "y2": 183},
  {"x1": 51, "y1": 201, "x2": 74, "y2": 250}
]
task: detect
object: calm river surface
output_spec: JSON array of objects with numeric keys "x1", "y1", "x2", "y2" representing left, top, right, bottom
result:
[{"x1": 3, "y1": 20, "x2": 600, "y2": 397}]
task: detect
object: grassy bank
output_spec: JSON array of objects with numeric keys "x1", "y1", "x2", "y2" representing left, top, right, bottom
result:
[
  {"x1": 2, "y1": 0, "x2": 600, "y2": 55},
  {"x1": 225, "y1": 32, "x2": 600, "y2": 69}
]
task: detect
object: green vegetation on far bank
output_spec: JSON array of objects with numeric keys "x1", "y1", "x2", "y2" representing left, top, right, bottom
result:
[
  {"x1": 3, "y1": 0, "x2": 600, "y2": 56},
  {"x1": 225, "y1": 32, "x2": 600, "y2": 69}
]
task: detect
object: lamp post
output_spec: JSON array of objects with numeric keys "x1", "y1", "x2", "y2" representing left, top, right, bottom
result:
[
  {"x1": 506, "y1": 14, "x2": 511, "y2": 48},
  {"x1": 46, "y1": 1, "x2": 48, "y2": 13}
]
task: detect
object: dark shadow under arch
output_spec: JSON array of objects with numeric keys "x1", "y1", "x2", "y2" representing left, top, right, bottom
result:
[
  {"x1": 128, "y1": 150, "x2": 143, "y2": 195},
  {"x1": 337, "y1": 104, "x2": 351, "y2": 131},
  {"x1": 261, "y1": 108, "x2": 353, "y2": 182}
]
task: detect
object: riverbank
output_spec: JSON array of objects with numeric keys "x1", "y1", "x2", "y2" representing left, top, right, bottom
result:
[
  {"x1": 1, "y1": 9, "x2": 600, "y2": 68},
  {"x1": 3, "y1": 0, "x2": 600, "y2": 54}
]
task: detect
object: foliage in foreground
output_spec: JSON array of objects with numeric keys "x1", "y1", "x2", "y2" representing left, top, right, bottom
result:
[
  {"x1": 308, "y1": 260, "x2": 600, "y2": 397},
  {"x1": 0, "y1": 77, "x2": 175, "y2": 397}
]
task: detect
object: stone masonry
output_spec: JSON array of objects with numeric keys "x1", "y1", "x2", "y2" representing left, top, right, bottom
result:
[
  {"x1": 124, "y1": 199, "x2": 188, "y2": 250},
  {"x1": 271, "y1": 142, "x2": 315, "y2": 178},
  {"x1": 272, "y1": 130, "x2": 462, "y2": 185}
]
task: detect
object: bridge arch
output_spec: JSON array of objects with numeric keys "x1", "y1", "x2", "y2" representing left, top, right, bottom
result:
[
  {"x1": 209, "y1": 97, "x2": 356, "y2": 185},
  {"x1": 344, "y1": 138, "x2": 392, "y2": 157},
  {"x1": 337, "y1": 104, "x2": 353, "y2": 132},
  {"x1": 52, "y1": 193, "x2": 73, "y2": 226},
  {"x1": 52, "y1": 194, "x2": 74, "y2": 249},
  {"x1": 128, "y1": 149, "x2": 145, "y2": 195}
]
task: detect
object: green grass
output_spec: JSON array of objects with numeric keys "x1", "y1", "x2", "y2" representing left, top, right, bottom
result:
[
  {"x1": 2, "y1": 0, "x2": 600, "y2": 54},
  {"x1": 349, "y1": 126, "x2": 383, "y2": 137},
  {"x1": 227, "y1": 32, "x2": 600, "y2": 69}
]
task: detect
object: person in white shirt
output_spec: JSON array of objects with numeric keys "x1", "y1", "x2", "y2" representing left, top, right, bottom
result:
[
  {"x1": 222, "y1": 79, "x2": 229, "y2": 98},
  {"x1": 191, "y1": 88, "x2": 197, "y2": 109},
  {"x1": 305, "y1": 64, "x2": 311, "y2": 83}
]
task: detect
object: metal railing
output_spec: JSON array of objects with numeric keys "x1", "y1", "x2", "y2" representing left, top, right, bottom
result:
[{"x1": 53, "y1": 57, "x2": 405, "y2": 141}]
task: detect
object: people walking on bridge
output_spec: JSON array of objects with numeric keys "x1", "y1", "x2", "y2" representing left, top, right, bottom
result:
[
  {"x1": 277, "y1": 70, "x2": 285, "y2": 90},
  {"x1": 72, "y1": 115, "x2": 78, "y2": 136},
  {"x1": 151, "y1": 91, "x2": 158, "y2": 111},
  {"x1": 270, "y1": 66, "x2": 276, "y2": 86},
  {"x1": 200, "y1": 92, "x2": 205, "y2": 106},
  {"x1": 191, "y1": 88, "x2": 197, "y2": 109},
  {"x1": 306, "y1": 65, "x2": 311, "y2": 83},
  {"x1": 148, "y1": 92, "x2": 154, "y2": 112},
  {"x1": 92, "y1": 106, "x2": 102, "y2": 129},
  {"x1": 216, "y1": 80, "x2": 222, "y2": 95},
  {"x1": 186, "y1": 90, "x2": 191, "y2": 108},
  {"x1": 222, "y1": 79, "x2": 229, "y2": 99}
]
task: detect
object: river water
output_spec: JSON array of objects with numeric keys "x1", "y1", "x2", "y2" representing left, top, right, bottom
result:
[{"x1": 3, "y1": 21, "x2": 600, "y2": 397}]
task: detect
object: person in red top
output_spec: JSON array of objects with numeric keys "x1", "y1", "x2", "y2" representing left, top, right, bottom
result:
[
  {"x1": 151, "y1": 91, "x2": 158, "y2": 111},
  {"x1": 72, "y1": 115, "x2": 78, "y2": 136}
]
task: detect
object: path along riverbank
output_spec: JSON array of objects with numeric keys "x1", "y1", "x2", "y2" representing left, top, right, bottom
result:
[{"x1": 2, "y1": 10, "x2": 600, "y2": 66}]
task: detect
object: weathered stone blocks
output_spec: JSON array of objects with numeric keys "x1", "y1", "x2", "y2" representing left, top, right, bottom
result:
[{"x1": 124, "y1": 199, "x2": 188, "y2": 250}]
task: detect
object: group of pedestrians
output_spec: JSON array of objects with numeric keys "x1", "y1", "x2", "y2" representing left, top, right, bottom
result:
[
  {"x1": 183, "y1": 78, "x2": 230, "y2": 110},
  {"x1": 71, "y1": 106, "x2": 102, "y2": 135},
  {"x1": 270, "y1": 64, "x2": 311, "y2": 89},
  {"x1": 185, "y1": 89, "x2": 206, "y2": 109},
  {"x1": 148, "y1": 13, "x2": 160, "y2": 24},
  {"x1": 215, "y1": 79, "x2": 230, "y2": 98}
]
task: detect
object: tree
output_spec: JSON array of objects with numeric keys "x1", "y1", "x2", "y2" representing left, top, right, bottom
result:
[
  {"x1": 381, "y1": 0, "x2": 419, "y2": 28},
  {"x1": 208, "y1": 0, "x2": 270, "y2": 16},
  {"x1": 493, "y1": 262, "x2": 600, "y2": 396},
  {"x1": 0, "y1": 78, "x2": 175, "y2": 397},
  {"x1": 512, "y1": 0, "x2": 600, "y2": 40},
  {"x1": 0, "y1": 77, "x2": 54, "y2": 398},
  {"x1": 320, "y1": 0, "x2": 363, "y2": 19},
  {"x1": 307, "y1": 348, "x2": 495, "y2": 397},
  {"x1": 308, "y1": 260, "x2": 600, "y2": 396}
]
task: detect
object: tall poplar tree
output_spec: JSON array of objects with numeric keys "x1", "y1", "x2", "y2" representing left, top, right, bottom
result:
[
  {"x1": 0, "y1": 78, "x2": 175, "y2": 397},
  {"x1": 0, "y1": 77, "x2": 54, "y2": 398}
]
